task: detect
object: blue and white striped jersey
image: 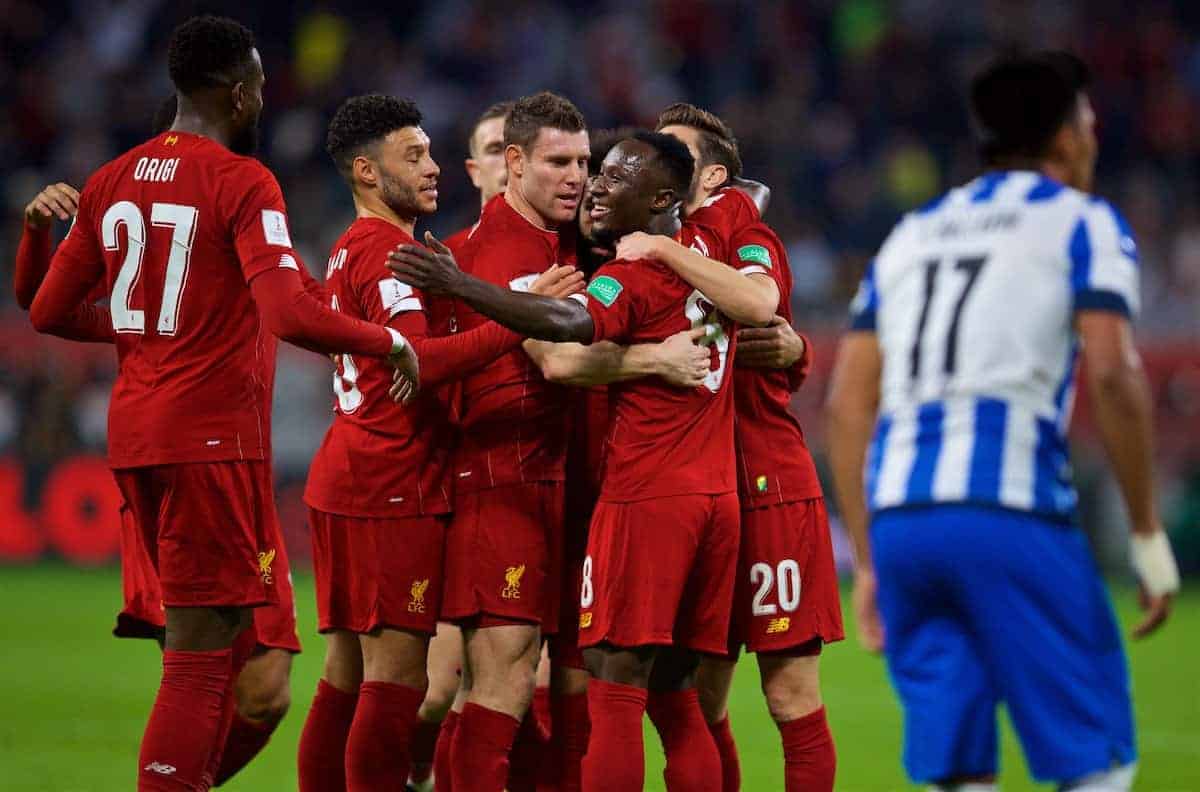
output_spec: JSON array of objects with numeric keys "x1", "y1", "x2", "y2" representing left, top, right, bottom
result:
[{"x1": 849, "y1": 170, "x2": 1139, "y2": 520}]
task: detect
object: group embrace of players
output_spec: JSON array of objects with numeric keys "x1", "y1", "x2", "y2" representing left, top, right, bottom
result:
[
  {"x1": 21, "y1": 14, "x2": 839, "y2": 792},
  {"x1": 19, "y1": 11, "x2": 1183, "y2": 792}
]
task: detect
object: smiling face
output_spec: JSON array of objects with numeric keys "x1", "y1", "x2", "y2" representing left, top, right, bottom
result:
[
  {"x1": 370, "y1": 126, "x2": 440, "y2": 217},
  {"x1": 587, "y1": 138, "x2": 674, "y2": 245},
  {"x1": 508, "y1": 126, "x2": 590, "y2": 226}
]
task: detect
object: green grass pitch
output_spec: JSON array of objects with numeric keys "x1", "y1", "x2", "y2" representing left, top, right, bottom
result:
[{"x1": 3, "y1": 564, "x2": 1197, "y2": 790}]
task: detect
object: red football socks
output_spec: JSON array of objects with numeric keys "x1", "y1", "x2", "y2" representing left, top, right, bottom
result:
[
  {"x1": 434, "y1": 709, "x2": 460, "y2": 791},
  {"x1": 507, "y1": 708, "x2": 549, "y2": 792},
  {"x1": 409, "y1": 716, "x2": 442, "y2": 785},
  {"x1": 449, "y1": 702, "x2": 521, "y2": 792},
  {"x1": 344, "y1": 681, "x2": 425, "y2": 792},
  {"x1": 581, "y1": 679, "x2": 647, "y2": 792},
  {"x1": 202, "y1": 629, "x2": 258, "y2": 787},
  {"x1": 213, "y1": 711, "x2": 278, "y2": 785},
  {"x1": 777, "y1": 706, "x2": 836, "y2": 792},
  {"x1": 645, "y1": 689, "x2": 722, "y2": 792},
  {"x1": 552, "y1": 690, "x2": 590, "y2": 792},
  {"x1": 137, "y1": 648, "x2": 233, "y2": 791},
  {"x1": 708, "y1": 715, "x2": 741, "y2": 792},
  {"x1": 532, "y1": 685, "x2": 552, "y2": 736},
  {"x1": 297, "y1": 679, "x2": 359, "y2": 792}
]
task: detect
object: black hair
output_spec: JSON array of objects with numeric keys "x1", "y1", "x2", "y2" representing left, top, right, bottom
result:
[
  {"x1": 326, "y1": 94, "x2": 423, "y2": 179},
  {"x1": 970, "y1": 50, "x2": 1091, "y2": 165},
  {"x1": 589, "y1": 126, "x2": 639, "y2": 176},
  {"x1": 631, "y1": 130, "x2": 695, "y2": 199},
  {"x1": 504, "y1": 91, "x2": 586, "y2": 151},
  {"x1": 167, "y1": 15, "x2": 257, "y2": 96}
]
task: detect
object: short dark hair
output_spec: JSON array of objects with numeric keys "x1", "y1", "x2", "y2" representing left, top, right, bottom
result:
[
  {"x1": 167, "y1": 15, "x2": 257, "y2": 96},
  {"x1": 326, "y1": 94, "x2": 423, "y2": 180},
  {"x1": 588, "y1": 127, "x2": 639, "y2": 176},
  {"x1": 469, "y1": 100, "x2": 515, "y2": 155},
  {"x1": 631, "y1": 130, "x2": 694, "y2": 199},
  {"x1": 970, "y1": 50, "x2": 1091, "y2": 165},
  {"x1": 504, "y1": 91, "x2": 586, "y2": 152},
  {"x1": 655, "y1": 102, "x2": 742, "y2": 179}
]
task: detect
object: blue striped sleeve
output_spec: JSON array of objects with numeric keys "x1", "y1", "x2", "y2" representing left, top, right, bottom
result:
[
  {"x1": 848, "y1": 260, "x2": 878, "y2": 330},
  {"x1": 1069, "y1": 199, "x2": 1140, "y2": 318}
]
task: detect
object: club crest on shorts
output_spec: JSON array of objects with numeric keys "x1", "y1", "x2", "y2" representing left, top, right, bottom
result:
[
  {"x1": 257, "y1": 549, "x2": 276, "y2": 585},
  {"x1": 579, "y1": 612, "x2": 593, "y2": 629},
  {"x1": 502, "y1": 564, "x2": 526, "y2": 599},
  {"x1": 766, "y1": 616, "x2": 791, "y2": 635},
  {"x1": 409, "y1": 578, "x2": 430, "y2": 613}
]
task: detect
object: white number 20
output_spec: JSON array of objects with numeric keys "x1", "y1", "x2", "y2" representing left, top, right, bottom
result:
[
  {"x1": 684, "y1": 289, "x2": 729, "y2": 392},
  {"x1": 102, "y1": 201, "x2": 197, "y2": 335},
  {"x1": 750, "y1": 559, "x2": 802, "y2": 616}
]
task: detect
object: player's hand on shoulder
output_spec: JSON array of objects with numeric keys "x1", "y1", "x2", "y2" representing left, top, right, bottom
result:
[
  {"x1": 24, "y1": 182, "x2": 80, "y2": 229},
  {"x1": 615, "y1": 231, "x2": 667, "y2": 262},
  {"x1": 529, "y1": 264, "x2": 585, "y2": 299},
  {"x1": 386, "y1": 332, "x2": 420, "y2": 405},
  {"x1": 735, "y1": 315, "x2": 804, "y2": 369},
  {"x1": 853, "y1": 567, "x2": 885, "y2": 654},
  {"x1": 1130, "y1": 526, "x2": 1180, "y2": 639},
  {"x1": 657, "y1": 326, "x2": 712, "y2": 388},
  {"x1": 387, "y1": 231, "x2": 464, "y2": 295}
]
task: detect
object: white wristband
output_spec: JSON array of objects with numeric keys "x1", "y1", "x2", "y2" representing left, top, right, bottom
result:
[
  {"x1": 386, "y1": 328, "x2": 408, "y2": 354},
  {"x1": 1131, "y1": 532, "x2": 1180, "y2": 597}
]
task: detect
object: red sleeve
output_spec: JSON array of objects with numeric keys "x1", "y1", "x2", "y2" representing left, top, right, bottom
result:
[
  {"x1": 583, "y1": 261, "x2": 641, "y2": 344},
  {"x1": 249, "y1": 265, "x2": 393, "y2": 357},
  {"x1": 298, "y1": 264, "x2": 330, "y2": 302},
  {"x1": 786, "y1": 333, "x2": 813, "y2": 392},
  {"x1": 14, "y1": 222, "x2": 51, "y2": 310},
  {"x1": 228, "y1": 164, "x2": 304, "y2": 284},
  {"x1": 29, "y1": 190, "x2": 114, "y2": 343},
  {"x1": 728, "y1": 225, "x2": 787, "y2": 292},
  {"x1": 470, "y1": 231, "x2": 552, "y2": 288},
  {"x1": 402, "y1": 319, "x2": 523, "y2": 386}
]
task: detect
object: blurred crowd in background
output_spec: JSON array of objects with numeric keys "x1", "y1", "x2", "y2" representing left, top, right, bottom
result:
[{"x1": 2, "y1": 0, "x2": 1199, "y2": 571}]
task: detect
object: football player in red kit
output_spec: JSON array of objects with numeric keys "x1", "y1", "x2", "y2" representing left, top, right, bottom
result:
[
  {"x1": 614, "y1": 103, "x2": 844, "y2": 792},
  {"x1": 390, "y1": 130, "x2": 741, "y2": 792},
  {"x1": 444, "y1": 101, "x2": 514, "y2": 255},
  {"x1": 29, "y1": 17, "x2": 417, "y2": 791},
  {"x1": 296, "y1": 94, "x2": 582, "y2": 792}
]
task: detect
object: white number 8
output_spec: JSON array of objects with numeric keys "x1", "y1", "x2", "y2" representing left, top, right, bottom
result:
[
  {"x1": 750, "y1": 559, "x2": 802, "y2": 616},
  {"x1": 580, "y1": 555, "x2": 594, "y2": 608},
  {"x1": 684, "y1": 289, "x2": 729, "y2": 392}
]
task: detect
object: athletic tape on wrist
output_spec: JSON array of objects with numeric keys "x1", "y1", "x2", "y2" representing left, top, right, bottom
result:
[{"x1": 1131, "y1": 532, "x2": 1180, "y2": 597}]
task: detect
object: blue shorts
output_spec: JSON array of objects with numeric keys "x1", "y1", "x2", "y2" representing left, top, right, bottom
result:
[{"x1": 872, "y1": 505, "x2": 1135, "y2": 784}]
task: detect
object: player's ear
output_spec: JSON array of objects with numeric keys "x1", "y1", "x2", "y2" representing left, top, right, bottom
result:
[
  {"x1": 701, "y1": 163, "x2": 728, "y2": 192},
  {"x1": 651, "y1": 188, "x2": 677, "y2": 212},
  {"x1": 505, "y1": 144, "x2": 524, "y2": 179},
  {"x1": 230, "y1": 81, "x2": 246, "y2": 117},
  {"x1": 353, "y1": 155, "x2": 377, "y2": 189},
  {"x1": 465, "y1": 158, "x2": 483, "y2": 189}
]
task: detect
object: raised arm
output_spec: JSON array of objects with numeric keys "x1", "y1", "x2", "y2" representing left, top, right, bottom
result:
[
  {"x1": 1076, "y1": 311, "x2": 1178, "y2": 637},
  {"x1": 825, "y1": 331, "x2": 883, "y2": 652},
  {"x1": 387, "y1": 232, "x2": 595, "y2": 344},
  {"x1": 614, "y1": 232, "x2": 777, "y2": 326},
  {"x1": 16, "y1": 183, "x2": 80, "y2": 309},
  {"x1": 523, "y1": 326, "x2": 710, "y2": 388}
]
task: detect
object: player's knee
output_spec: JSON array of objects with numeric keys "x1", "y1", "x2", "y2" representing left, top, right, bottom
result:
[
  {"x1": 419, "y1": 677, "x2": 458, "y2": 721},
  {"x1": 760, "y1": 658, "x2": 822, "y2": 722},
  {"x1": 236, "y1": 666, "x2": 292, "y2": 724}
]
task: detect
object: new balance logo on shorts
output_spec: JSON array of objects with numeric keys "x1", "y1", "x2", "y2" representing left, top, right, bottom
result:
[
  {"x1": 766, "y1": 617, "x2": 791, "y2": 634},
  {"x1": 144, "y1": 762, "x2": 177, "y2": 776},
  {"x1": 579, "y1": 612, "x2": 593, "y2": 629}
]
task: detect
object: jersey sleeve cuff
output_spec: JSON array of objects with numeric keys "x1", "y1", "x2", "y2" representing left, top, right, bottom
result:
[
  {"x1": 1073, "y1": 289, "x2": 1131, "y2": 318},
  {"x1": 849, "y1": 311, "x2": 876, "y2": 331},
  {"x1": 386, "y1": 327, "x2": 408, "y2": 353}
]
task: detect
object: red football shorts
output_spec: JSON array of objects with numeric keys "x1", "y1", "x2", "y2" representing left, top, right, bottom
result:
[
  {"x1": 309, "y1": 509, "x2": 448, "y2": 636},
  {"x1": 115, "y1": 497, "x2": 301, "y2": 652},
  {"x1": 113, "y1": 461, "x2": 279, "y2": 610},
  {"x1": 729, "y1": 497, "x2": 845, "y2": 655},
  {"x1": 578, "y1": 493, "x2": 739, "y2": 654},
  {"x1": 442, "y1": 482, "x2": 563, "y2": 633}
]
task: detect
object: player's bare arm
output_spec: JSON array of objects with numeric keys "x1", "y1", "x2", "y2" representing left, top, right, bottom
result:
[
  {"x1": 388, "y1": 231, "x2": 595, "y2": 343},
  {"x1": 736, "y1": 316, "x2": 806, "y2": 370},
  {"x1": 16, "y1": 182, "x2": 81, "y2": 310},
  {"x1": 826, "y1": 330, "x2": 884, "y2": 653},
  {"x1": 523, "y1": 325, "x2": 710, "y2": 388},
  {"x1": 1076, "y1": 310, "x2": 1179, "y2": 637},
  {"x1": 615, "y1": 231, "x2": 777, "y2": 326}
]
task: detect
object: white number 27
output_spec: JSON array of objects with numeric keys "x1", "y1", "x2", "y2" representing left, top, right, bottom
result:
[{"x1": 102, "y1": 201, "x2": 198, "y2": 335}]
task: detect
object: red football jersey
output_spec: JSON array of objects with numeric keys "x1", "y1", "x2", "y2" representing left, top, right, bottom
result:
[
  {"x1": 682, "y1": 185, "x2": 761, "y2": 264},
  {"x1": 453, "y1": 195, "x2": 575, "y2": 492},
  {"x1": 582, "y1": 254, "x2": 738, "y2": 502},
  {"x1": 726, "y1": 223, "x2": 823, "y2": 507},
  {"x1": 50, "y1": 131, "x2": 304, "y2": 468},
  {"x1": 304, "y1": 218, "x2": 453, "y2": 518},
  {"x1": 564, "y1": 385, "x2": 612, "y2": 517}
]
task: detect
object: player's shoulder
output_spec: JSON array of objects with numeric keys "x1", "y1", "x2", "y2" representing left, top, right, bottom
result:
[{"x1": 691, "y1": 185, "x2": 760, "y2": 226}]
